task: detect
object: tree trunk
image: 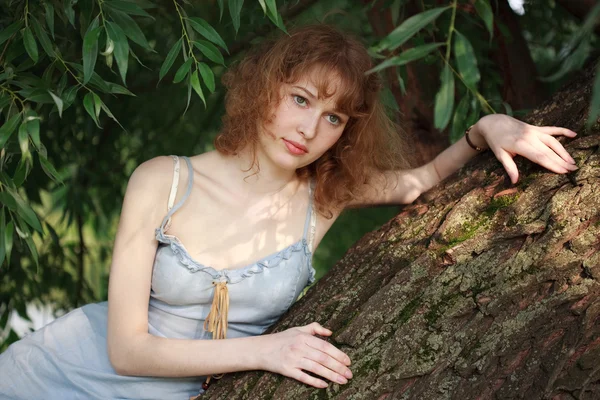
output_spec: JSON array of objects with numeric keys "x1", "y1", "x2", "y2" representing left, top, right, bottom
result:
[
  {"x1": 491, "y1": 0, "x2": 547, "y2": 111},
  {"x1": 203, "y1": 63, "x2": 600, "y2": 399}
]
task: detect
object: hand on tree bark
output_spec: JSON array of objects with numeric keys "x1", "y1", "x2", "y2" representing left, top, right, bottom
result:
[
  {"x1": 257, "y1": 322, "x2": 353, "y2": 389},
  {"x1": 476, "y1": 114, "x2": 579, "y2": 184}
]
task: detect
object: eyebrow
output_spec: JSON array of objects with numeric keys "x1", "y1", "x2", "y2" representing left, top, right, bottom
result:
[{"x1": 293, "y1": 85, "x2": 317, "y2": 99}]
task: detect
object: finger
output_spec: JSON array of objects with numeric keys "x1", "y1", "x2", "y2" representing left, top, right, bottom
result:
[
  {"x1": 300, "y1": 357, "x2": 349, "y2": 385},
  {"x1": 494, "y1": 148, "x2": 519, "y2": 184},
  {"x1": 536, "y1": 126, "x2": 578, "y2": 137},
  {"x1": 307, "y1": 336, "x2": 352, "y2": 366},
  {"x1": 291, "y1": 368, "x2": 329, "y2": 388},
  {"x1": 302, "y1": 346, "x2": 353, "y2": 380},
  {"x1": 304, "y1": 322, "x2": 332, "y2": 336},
  {"x1": 522, "y1": 141, "x2": 573, "y2": 174},
  {"x1": 538, "y1": 134, "x2": 576, "y2": 164},
  {"x1": 537, "y1": 143, "x2": 576, "y2": 172}
]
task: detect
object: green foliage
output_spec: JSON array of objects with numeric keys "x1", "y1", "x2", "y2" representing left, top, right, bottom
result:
[
  {"x1": 434, "y1": 63, "x2": 455, "y2": 130},
  {"x1": 366, "y1": 42, "x2": 443, "y2": 74},
  {"x1": 473, "y1": 0, "x2": 493, "y2": 39},
  {"x1": 453, "y1": 30, "x2": 479, "y2": 90},
  {"x1": 373, "y1": 6, "x2": 450, "y2": 52}
]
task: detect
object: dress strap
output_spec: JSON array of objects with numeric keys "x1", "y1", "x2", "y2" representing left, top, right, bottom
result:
[
  {"x1": 163, "y1": 156, "x2": 180, "y2": 232},
  {"x1": 167, "y1": 156, "x2": 180, "y2": 211},
  {"x1": 302, "y1": 178, "x2": 317, "y2": 253},
  {"x1": 160, "y1": 156, "x2": 194, "y2": 233}
]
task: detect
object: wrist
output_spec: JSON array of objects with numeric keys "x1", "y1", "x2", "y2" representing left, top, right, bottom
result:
[
  {"x1": 466, "y1": 122, "x2": 489, "y2": 150},
  {"x1": 247, "y1": 334, "x2": 269, "y2": 371}
]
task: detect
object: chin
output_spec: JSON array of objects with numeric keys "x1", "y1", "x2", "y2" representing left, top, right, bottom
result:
[{"x1": 273, "y1": 153, "x2": 303, "y2": 171}]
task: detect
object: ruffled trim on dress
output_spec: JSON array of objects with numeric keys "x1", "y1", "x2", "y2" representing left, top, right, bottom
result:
[
  {"x1": 155, "y1": 228, "x2": 216, "y2": 275},
  {"x1": 155, "y1": 228, "x2": 315, "y2": 285},
  {"x1": 303, "y1": 239, "x2": 316, "y2": 286}
]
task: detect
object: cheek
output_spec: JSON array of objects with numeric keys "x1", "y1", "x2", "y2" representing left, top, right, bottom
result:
[
  {"x1": 264, "y1": 104, "x2": 294, "y2": 134},
  {"x1": 315, "y1": 131, "x2": 343, "y2": 156},
  {"x1": 258, "y1": 120, "x2": 276, "y2": 140},
  {"x1": 327, "y1": 129, "x2": 344, "y2": 147}
]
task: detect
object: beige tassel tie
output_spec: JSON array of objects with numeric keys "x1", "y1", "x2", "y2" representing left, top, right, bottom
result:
[
  {"x1": 203, "y1": 281, "x2": 229, "y2": 340},
  {"x1": 190, "y1": 280, "x2": 229, "y2": 399}
]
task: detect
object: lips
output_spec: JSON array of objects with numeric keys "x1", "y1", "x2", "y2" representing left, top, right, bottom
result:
[{"x1": 283, "y1": 139, "x2": 308, "y2": 153}]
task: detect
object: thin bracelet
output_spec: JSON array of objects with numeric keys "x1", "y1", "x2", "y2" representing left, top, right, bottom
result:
[{"x1": 465, "y1": 125, "x2": 486, "y2": 151}]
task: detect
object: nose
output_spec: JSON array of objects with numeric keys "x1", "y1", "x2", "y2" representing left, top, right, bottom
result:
[{"x1": 297, "y1": 111, "x2": 320, "y2": 139}]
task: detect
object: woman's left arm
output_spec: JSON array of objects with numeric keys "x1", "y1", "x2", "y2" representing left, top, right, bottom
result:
[{"x1": 355, "y1": 114, "x2": 578, "y2": 206}]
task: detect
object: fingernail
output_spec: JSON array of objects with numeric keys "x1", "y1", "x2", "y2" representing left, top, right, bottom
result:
[
  {"x1": 337, "y1": 376, "x2": 348, "y2": 384},
  {"x1": 345, "y1": 370, "x2": 353, "y2": 379}
]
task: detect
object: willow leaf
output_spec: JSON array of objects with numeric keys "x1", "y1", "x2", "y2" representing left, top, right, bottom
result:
[
  {"x1": 190, "y1": 70, "x2": 206, "y2": 106},
  {"x1": 22, "y1": 27, "x2": 39, "y2": 63},
  {"x1": 453, "y1": 30, "x2": 480, "y2": 89},
  {"x1": 106, "y1": 22, "x2": 130, "y2": 85},
  {"x1": 0, "y1": 114, "x2": 22, "y2": 148},
  {"x1": 44, "y1": 2, "x2": 55, "y2": 38},
  {"x1": 31, "y1": 17, "x2": 55, "y2": 58},
  {"x1": 158, "y1": 37, "x2": 182, "y2": 83},
  {"x1": 228, "y1": 0, "x2": 244, "y2": 33},
  {"x1": 366, "y1": 43, "x2": 443, "y2": 74},
  {"x1": 193, "y1": 40, "x2": 225, "y2": 66},
  {"x1": 108, "y1": 9, "x2": 152, "y2": 50},
  {"x1": 187, "y1": 17, "x2": 228, "y2": 53},
  {"x1": 83, "y1": 26, "x2": 102, "y2": 85},
  {"x1": 474, "y1": 0, "x2": 493, "y2": 39},
  {"x1": 376, "y1": 7, "x2": 449, "y2": 52},
  {"x1": 173, "y1": 57, "x2": 193, "y2": 84},
  {"x1": 434, "y1": 63, "x2": 455, "y2": 130},
  {"x1": 198, "y1": 62, "x2": 215, "y2": 92},
  {"x1": 0, "y1": 21, "x2": 23, "y2": 46}
]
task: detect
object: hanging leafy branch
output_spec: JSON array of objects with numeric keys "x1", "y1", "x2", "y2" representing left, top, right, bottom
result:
[
  {"x1": 367, "y1": 0, "x2": 495, "y2": 138},
  {"x1": 0, "y1": 0, "x2": 286, "y2": 269},
  {"x1": 367, "y1": 0, "x2": 598, "y2": 140}
]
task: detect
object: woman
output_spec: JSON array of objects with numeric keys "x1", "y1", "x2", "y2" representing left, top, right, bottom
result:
[{"x1": 0, "y1": 24, "x2": 578, "y2": 399}]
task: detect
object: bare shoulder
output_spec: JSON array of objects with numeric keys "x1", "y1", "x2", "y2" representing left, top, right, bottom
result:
[
  {"x1": 121, "y1": 156, "x2": 179, "y2": 227},
  {"x1": 128, "y1": 155, "x2": 175, "y2": 192}
]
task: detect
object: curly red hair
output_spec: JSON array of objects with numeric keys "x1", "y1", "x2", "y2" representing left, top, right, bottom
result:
[{"x1": 215, "y1": 24, "x2": 412, "y2": 217}]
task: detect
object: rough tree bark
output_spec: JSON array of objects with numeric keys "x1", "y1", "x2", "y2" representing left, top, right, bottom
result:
[{"x1": 204, "y1": 63, "x2": 600, "y2": 399}]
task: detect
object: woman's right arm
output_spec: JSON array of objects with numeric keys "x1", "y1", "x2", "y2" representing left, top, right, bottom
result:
[
  {"x1": 106, "y1": 157, "x2": 352, "y2": 386},
  {"x1": 106, "y1": 156, "x2": 261, "y2": 377}
]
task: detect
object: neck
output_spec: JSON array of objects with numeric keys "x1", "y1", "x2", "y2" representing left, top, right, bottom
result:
[{"x1": 224, "y1": 146, "x2": 299, "y2": 196}]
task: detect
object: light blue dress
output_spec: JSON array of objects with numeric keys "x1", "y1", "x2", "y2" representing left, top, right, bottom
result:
[{"x1": 0, "y1": 156, "x2": 317, "y2": 399}]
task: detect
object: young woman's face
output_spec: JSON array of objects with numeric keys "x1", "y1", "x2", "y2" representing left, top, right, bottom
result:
[{"x1": 256, "y1": 71, "x2": 349, "y2": 172}]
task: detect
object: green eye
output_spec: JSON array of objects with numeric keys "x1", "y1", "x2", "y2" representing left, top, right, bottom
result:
[
  {"x1": 327, "y1": 115, "x2": 340, "y2": 125},
  {"x1": 293, "y1": 95, "x2": 307, "y2": 106}
]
